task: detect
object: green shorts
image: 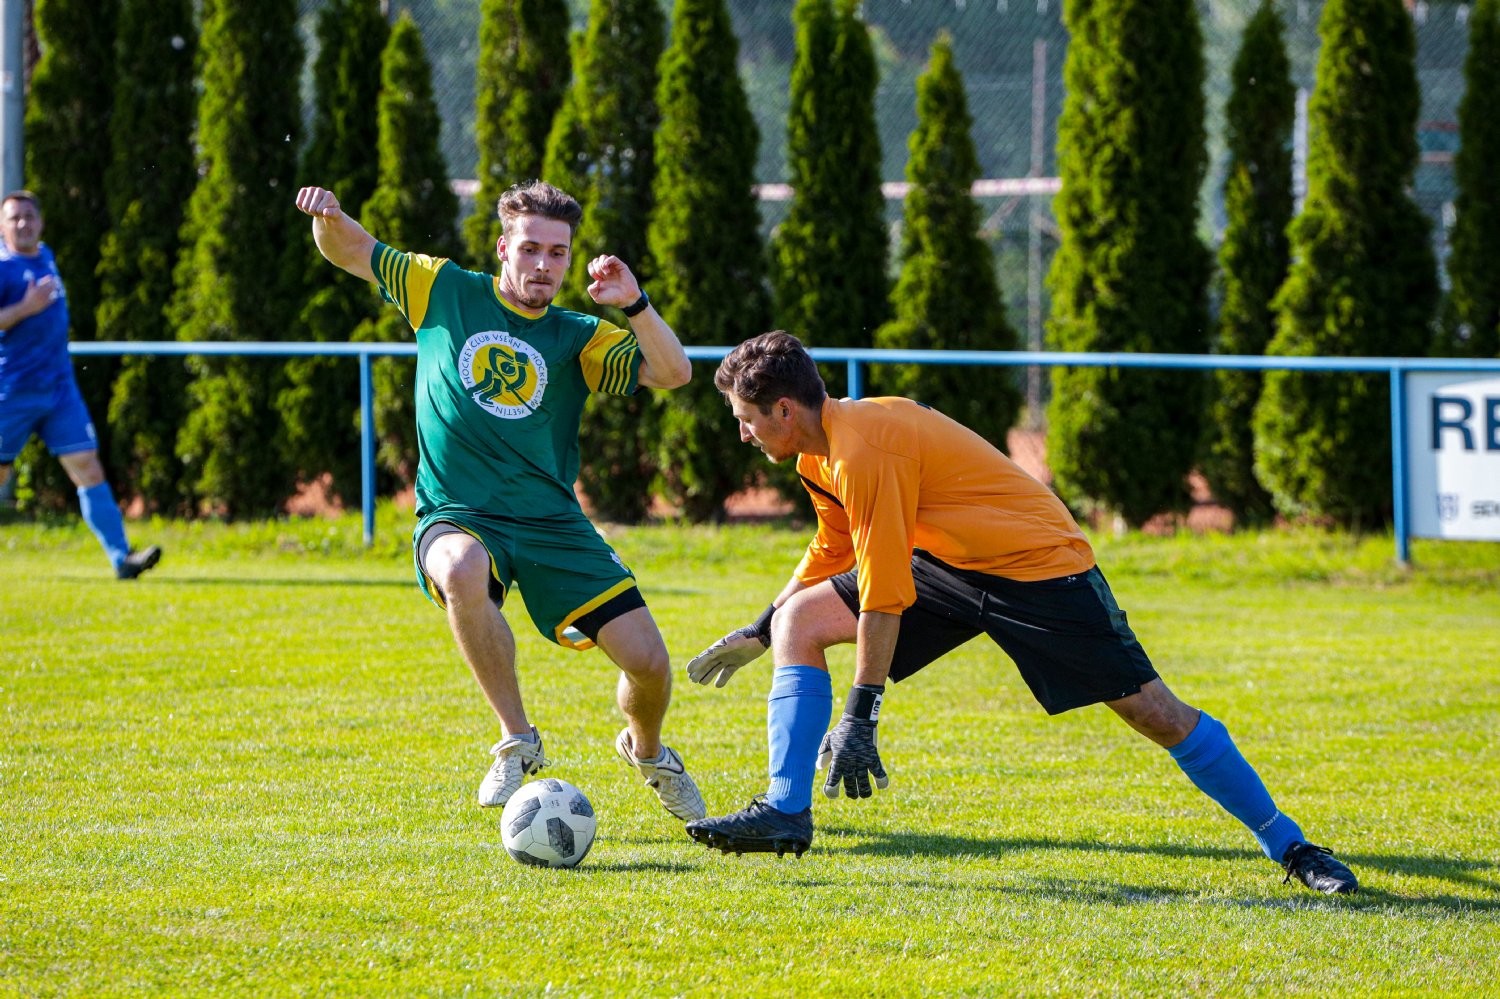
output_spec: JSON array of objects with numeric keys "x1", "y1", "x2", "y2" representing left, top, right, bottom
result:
[{"x1": 413, "y1": 510, "x2": 643, "y2": 651}]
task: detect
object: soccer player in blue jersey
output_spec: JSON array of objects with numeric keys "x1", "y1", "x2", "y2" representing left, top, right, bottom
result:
[
  {"x1": 0, "y1": 191, "x2": 160, "y2": 580},
  {"x1": 296, "y1": 180, "x2": 706, "y2": 821}
]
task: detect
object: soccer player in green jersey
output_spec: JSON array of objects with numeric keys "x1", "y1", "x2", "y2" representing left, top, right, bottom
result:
[{"x1": 295, "y1": 180, "x2": 706, "y2": 821}]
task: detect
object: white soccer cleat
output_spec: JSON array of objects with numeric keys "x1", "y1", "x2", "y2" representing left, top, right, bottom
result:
[
  {"x1": 478, "y1": 726, "x2": 548, "y2": 808},
  {"x1": 615, "y1": 728, "x2": 707, "y2": 822}
]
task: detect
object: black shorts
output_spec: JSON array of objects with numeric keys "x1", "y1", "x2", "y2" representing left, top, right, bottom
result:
[{"x1": 829, "y1": 551, "x2": 1158, "y2": 715}]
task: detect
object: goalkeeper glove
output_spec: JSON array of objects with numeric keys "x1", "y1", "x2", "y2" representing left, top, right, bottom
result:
[
  {"x1": 818, "y1": 683, "x2": 890, "y2": 799},
  {"x1": 685, "y1": 604, "x2": 775, "y2": 687}
]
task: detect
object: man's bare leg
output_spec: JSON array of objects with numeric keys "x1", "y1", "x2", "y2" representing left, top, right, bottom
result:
[
  {"x1": 424, "y1": 532, "x2": 529, "y2": 735},
  {"x1": 595, "y1": 606, "x2": 672, "y2": 758},
  {"x1": 596, "y1": 606, "x2": 704, "y2": 820}
]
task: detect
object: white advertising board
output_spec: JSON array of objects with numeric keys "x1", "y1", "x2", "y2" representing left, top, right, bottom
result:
[{"x1": 1406, "y1": 372, "x2": 1500, "y2": 540}]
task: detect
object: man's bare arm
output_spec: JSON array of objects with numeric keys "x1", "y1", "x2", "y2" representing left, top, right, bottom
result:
[
  {"x1": 585, "y1": 254, "x2": 691, "y2": 389},
  {"x1": 771, "y1": 576, "x2": 809, "y2": 609},
  {"x1": 852, "y1": 609, "x2": 901, "y2": 688},
  {"x1": 627, "y1": 303, "x2": 693, "y2": 389},
  {"x1": 296, "y1": 186, "x2": 376, "y2": 283}
]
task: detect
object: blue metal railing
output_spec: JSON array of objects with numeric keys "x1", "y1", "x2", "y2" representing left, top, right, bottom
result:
[{"x1": 70, "y1": 341, "x2": 1500, "y2": 562}]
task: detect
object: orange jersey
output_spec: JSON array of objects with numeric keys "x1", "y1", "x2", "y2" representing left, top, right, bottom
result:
[{"x1": 793, "y1": 397, "x2": 1095, "y2": 614}]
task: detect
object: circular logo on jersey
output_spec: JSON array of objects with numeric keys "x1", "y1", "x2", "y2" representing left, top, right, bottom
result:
[{"x1": 459, "y1": 331, "x2": 548, "y2": 419}]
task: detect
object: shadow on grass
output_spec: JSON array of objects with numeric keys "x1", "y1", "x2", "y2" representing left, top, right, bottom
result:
[
  {"x1": 817, "y1": 827, "x2": 1500, "y2": 909},
  {"x1": 820, "y1": 826, "x2": 1260, "y2": 863}
]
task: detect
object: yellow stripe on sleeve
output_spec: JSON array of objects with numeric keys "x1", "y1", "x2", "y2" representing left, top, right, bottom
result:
[
  {"x1": 606, "y1": 337, "x2": 637, "y2": 394},
  {"x1": 373, "y1": 243, "x2": 448, "y2": 329},
  {"x1": 580, "y1": 320, "x2": 640, "y2": 394}
]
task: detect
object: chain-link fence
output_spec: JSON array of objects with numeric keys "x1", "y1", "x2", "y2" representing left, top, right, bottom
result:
[{"x1": 299, "y1": 0, "x2": 1473, "y2": 343}]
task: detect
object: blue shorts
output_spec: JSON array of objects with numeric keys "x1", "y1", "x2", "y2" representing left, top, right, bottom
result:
[
  {"x1": 830, "y1": 551, "x2": 1159, "y2": 715},
  {"x1": 0, "y1": 377, "x2": 97, "y2": 463}
]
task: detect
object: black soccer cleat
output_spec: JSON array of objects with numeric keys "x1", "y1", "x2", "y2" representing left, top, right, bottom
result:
[
  {"x1": 685, "y1": 795, "x2": 813, "y2": 858},
  {"x1": 115, "y1": 545, "x2": 162, "y2": 581},
  {"x1": 1282, "y1": 841, "x2": 1359, "y2": 895}
]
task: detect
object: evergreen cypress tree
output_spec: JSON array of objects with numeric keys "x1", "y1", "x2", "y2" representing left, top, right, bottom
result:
[
  {"x1": 23, "y1": 0, "x2": 116, "y2": 351},
  {"x1": 16, "y1": 0, "x2": 118, "y2": 511},
  {"x1": 872, "y1": 33, "x2": 1020, "y2": 447},
  {"x1": 355, "y1": 13, "x2": 461, "y2": 490},
  {"x1": 462, "y1": 0, "x2": 571, "y2": 269},
  {"x1": 541, "y1": 0, "x2": 666, "y2": 523},
  {"x1": 278, "y1": 0, "x2": 390, "y2": 504},
  {"x1": 540, "y1": 32, "x2": 591, "y2": 281},
  {"x1": 96, "y1": 0, "x2": 196, "y2": 514},
  {"x1": 1447, "y1": 0, "x2": 1500, "y2": 358},
  {"x1": 1201, "y1": 0, "x2": 1293, "y2": 525},
  {"x1": 170, "y1": 0, "x2": 303, "y2": 516},
  {"x1": 1045, "y1": 0, "x2": 1211, "y2": 527},
  {"x1": 648, "y1": 0, "x2": 772, "y2": 521},
  {"x1": 772, "y1": 0, "x2": 888, "y2": 397},
  {"x1": 1253, "y1": 0, "x2": 1437, "y2": 525}
]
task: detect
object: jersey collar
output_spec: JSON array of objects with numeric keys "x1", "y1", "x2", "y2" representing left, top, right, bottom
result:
[{"x1": 491, "y1": 277, "x2": 549, "y2": 320}]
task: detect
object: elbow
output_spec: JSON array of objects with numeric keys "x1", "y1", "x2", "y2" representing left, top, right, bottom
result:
[{"x1": 659, "y1": 360, "x2": 693, "y2": 390}]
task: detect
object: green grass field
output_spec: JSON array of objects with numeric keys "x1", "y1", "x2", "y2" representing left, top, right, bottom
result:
[{"x1": 3, "y1": 513, "x2": 1499, "y2": 997}]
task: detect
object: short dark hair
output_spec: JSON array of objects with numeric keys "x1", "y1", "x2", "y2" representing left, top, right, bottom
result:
[
  {"x1": 2, "y1": 190, "x2": 41, "y2": 215},
  {"x1": 714, "y1": 331, "x2": 828, "y2": 411},
  {"x1": 496, "y1": 180, "x2": 582, "y2": 239}
]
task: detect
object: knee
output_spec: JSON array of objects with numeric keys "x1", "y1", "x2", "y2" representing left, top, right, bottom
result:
[
  {"x1": 768, "y1": 591, "x2": 840, "y2": 660},
  {"x1": 429, "y1": 546, "x2": 492, "y2": 606},
  {"x1": 1113, "y1": 684, "x2": 1200, "y2": 746},
  {"x1": 62, "y1": 452, "x2": 106, "y2": 489},
  {"x1": 769, "y1": 595, "x2": 810, "y2": 657},
  {"x1": 620, "y1": 643, "x2": 671, "y2": 682}
]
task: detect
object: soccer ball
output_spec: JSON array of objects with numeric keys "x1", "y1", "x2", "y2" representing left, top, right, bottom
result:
[{"x1": 500, "y1": 778, "x2": 597, "y2": 868}]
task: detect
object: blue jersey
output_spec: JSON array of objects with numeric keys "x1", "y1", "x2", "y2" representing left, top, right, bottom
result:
[{"x1": 0, "y1": 243, "x2": 71, "y2": 400}]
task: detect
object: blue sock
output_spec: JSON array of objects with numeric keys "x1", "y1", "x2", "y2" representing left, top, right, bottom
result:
[
  {"x1": 766, "y1": 665, "x2": 833, "y2": 814},
  {"x1": 1167, "y1": 712, "x2": 1304, "y2": 862},
  {"x1": 78, "y1": 481, "x2": 130, "y2": 568}
]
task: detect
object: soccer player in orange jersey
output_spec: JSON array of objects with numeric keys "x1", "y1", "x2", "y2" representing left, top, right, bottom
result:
[{"x1": 682, "y1": 331, "x2": 1356, "y2": 894}]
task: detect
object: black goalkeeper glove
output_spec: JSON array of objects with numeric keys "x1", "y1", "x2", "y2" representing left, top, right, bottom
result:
[{"x1": 817, "y1": 683, "x2": 891, "y2": 799}]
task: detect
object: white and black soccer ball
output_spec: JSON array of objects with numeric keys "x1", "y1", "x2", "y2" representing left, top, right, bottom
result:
[{"x1": 500, "y1": 778, "x2": 597, "y2": 868}]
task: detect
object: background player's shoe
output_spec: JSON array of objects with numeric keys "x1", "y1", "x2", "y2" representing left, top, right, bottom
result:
[
  {"x1": 614, "y1": 728, "x2": 706, "y2": 821},
  {"x1": 685, "y1": 794, "x2": 813, "y2": 857},
  {"x1": 1282, "y1": 841, "x2": 1359, "y2": 894},
  {"x1": 115, "y1": 545, "x2": 162, "y2": 580},
  {"x1": 478, "y1": 726, "x2": 547, "y2": 808}
]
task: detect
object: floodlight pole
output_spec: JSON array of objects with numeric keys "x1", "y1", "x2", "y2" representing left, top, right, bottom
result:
[{"x1": 0, "y1": 0, "x2": 24, "y2": 194}]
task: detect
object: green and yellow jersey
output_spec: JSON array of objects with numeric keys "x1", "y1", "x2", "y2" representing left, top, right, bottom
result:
[{"x1": 371, "y1": 242, "x2": 642, "y2": 522}]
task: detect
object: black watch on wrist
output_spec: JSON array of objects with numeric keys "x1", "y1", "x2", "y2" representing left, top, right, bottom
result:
[{"x1": 621, "y1": 291, "x2": 650, "y2": 317}]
